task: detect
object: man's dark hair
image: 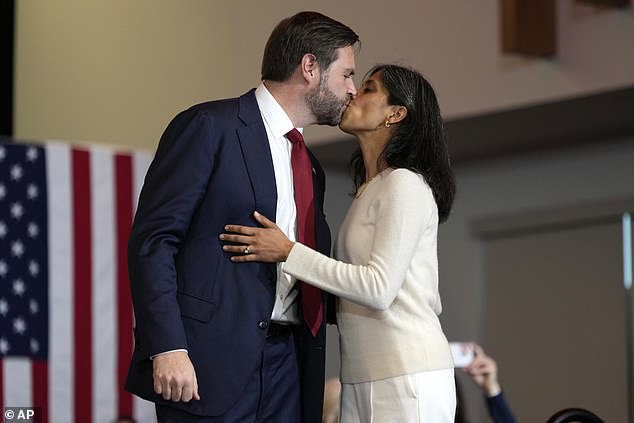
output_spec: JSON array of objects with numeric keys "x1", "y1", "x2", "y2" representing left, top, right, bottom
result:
[{"x1": 261, "y1": 11, "x2": 359, "y2": 82}]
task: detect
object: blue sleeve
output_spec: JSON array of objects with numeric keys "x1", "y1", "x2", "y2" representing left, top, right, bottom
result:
[
  {"x1": 128, "y1": 107, "x2": 218, "y2": 357},
  {"x1": 486, "y1": 391, "x2": 517, "y2": 423}
]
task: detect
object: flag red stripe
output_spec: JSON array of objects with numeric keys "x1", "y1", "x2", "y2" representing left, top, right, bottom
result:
[
  {"x1": 32, "y1": 360, "x2": 48, "y2": 423},
  {"x1": 72, "y1": 149, "x2": 92, "y2": 423},
  {"x1": 115, "y1": 154, "x2": 134, "y2": 416}
]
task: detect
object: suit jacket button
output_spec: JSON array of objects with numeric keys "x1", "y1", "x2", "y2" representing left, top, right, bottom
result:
[{"x1": 258, "y1": 321, "x2": 269, "y2": 330}]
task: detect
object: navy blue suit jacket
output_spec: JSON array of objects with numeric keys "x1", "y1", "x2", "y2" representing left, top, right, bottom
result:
[{"x1": 125, "y1": 89, "x2": 331, "y2": 421}]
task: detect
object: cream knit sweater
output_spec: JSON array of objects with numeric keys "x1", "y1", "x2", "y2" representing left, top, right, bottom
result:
[{"x1": 284, "y1": 168, "x2": 454, "y2": 383}]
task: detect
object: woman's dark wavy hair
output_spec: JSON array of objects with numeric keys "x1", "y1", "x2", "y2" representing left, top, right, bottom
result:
[
  {"x1": 261, "y1": 11, "x2": 359, "y2": 82},
  {"x1": 350, "y1": 64, "x2": 456, "y2": 222}
]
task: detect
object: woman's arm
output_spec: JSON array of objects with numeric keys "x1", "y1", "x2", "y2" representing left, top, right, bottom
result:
[{"x1": 222, "y1": 170, "x2": 434, "y2": 310}]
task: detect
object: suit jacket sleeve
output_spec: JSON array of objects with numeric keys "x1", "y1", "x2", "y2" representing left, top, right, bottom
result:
[{"x1": 128, "y1": 107, "x2": 219, "y2": 357}]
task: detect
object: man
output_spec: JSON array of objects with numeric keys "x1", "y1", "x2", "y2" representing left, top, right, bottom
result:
[{"x1": 125, "y1": 11, "x2": 359, "y2": 423}]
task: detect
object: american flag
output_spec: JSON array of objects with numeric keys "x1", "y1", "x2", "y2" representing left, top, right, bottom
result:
[{"x1": 0, "y1": 141, "x2": 156, "y2": 423}]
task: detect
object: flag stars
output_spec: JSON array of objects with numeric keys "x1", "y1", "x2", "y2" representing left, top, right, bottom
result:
[
  {"x1": 0, "y1": 298, "x2": 8, "y2": 316},
  {"x1": 29, "y1": 299, "x2": 39, "y2": 315},
  {"x1": 0, "y1": 145, "x2": 47, "y2": 360},
  {"x1": 27, "y1": 183, "x2": 39, "y2": 200},
  {"x1": 13, "y1": 278, "x2": 26, "y2": 296},
  {"x1": 11, "y1": 202, "x2": 24, "y2": 220},
  {"x1": 30, "y1": 338, "x2": 40, "y2": 354},
  {"x1": 0, "y1": 338, "x2": 9, "y2": 355},
  {"x1": 11, "y1": 240, "x2": 25, "y2": 258},
  {"x1": 27, "y1": 222, "x2": 39, "y2": 238},
  {"x1": 13, "y1": 317, "x2": 27, "y2": 335},
  {"x1": 0, "y1": 260, "x2": 7, "y2": 277},
  {"x1": 26, "y1": 147, "x2": 39, "y2": 162},
  {"x1": 10, "y1": 164, "x2": 24, "y2": 181},
  {"x1": 28, "y1": 260, "x2": 40, "y2": 277}
]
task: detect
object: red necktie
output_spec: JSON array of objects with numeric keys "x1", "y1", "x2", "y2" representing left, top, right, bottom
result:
[{"x1": 286, "y1": 128, "x2": 323, "y2": 337}]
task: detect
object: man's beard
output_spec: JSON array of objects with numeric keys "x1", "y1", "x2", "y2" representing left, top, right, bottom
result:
[{"x1": 307, "y1": 73, "x2": 348, "y2": 126}]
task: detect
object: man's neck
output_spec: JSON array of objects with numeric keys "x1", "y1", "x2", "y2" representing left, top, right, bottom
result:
[{"x1": 263, "y1": 79, "x2": 314, "y2": 128}]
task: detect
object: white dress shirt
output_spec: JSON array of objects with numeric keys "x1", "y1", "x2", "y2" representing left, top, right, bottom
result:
[{"x1": 255, "y1": 83, "x2": 301, "y2": 325}]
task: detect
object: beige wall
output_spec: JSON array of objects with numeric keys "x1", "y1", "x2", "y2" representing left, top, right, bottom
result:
[{"x1": 15, "y1": 0, "x2": 634, "y2": 150}]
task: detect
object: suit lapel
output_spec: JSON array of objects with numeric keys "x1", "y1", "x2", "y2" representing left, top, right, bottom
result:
[{"x1": 236, "y1": 90, "x2": 277, "y2": 221}]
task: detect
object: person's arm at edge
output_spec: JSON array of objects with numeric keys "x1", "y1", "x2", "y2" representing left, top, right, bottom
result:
[{"x1": 128, "y1": 107, "x2": 218, "y2": 401}]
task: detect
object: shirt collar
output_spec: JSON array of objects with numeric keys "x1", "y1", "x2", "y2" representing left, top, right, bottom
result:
[{"x1": 255, "y1": 82, "x2": 303, "y2": 139}]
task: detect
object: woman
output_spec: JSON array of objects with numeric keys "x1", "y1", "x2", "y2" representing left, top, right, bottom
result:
[{"x1": 221, "y1": 64, "x2": 456, "y2": 422}]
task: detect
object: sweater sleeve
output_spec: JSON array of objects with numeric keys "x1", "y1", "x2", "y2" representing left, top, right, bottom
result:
[
  {"x1": 486, "y1": 391, "x2": 517, "y2": 423},
  {"x1": 283, "y1": 169, "x2": 434, "y2": 310}
]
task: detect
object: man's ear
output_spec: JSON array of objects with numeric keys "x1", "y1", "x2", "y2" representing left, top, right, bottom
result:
[{"x1": 300, "y1": 53, "x2": 319, "y2": 83}]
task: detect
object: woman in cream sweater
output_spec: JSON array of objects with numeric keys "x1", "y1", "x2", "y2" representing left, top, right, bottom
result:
[{"x1": 222, "y1": 64, "x2": 456, "y2": 422}]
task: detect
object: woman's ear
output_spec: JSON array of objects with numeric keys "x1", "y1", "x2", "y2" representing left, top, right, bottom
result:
[{"x1": 388, "y1": 106, "x2": 408, "y2": 125}]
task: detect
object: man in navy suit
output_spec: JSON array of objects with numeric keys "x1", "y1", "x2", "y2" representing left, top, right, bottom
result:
[{"x1": 125, "y1": 11, "x2": 359, "y2": 423}]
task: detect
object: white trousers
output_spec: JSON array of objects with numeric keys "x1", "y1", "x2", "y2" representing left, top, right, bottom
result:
[{"x1": 340, "y1": 368, "x2": 456, "y2": 423}]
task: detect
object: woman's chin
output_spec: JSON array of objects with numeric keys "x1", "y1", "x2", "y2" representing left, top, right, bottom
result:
[
  {"x1": 338, "y1": 124, "x2": 355, "y2": 136},
  {"x1": 338, "y1": 118, "x2": 354, "y2": 135}
]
